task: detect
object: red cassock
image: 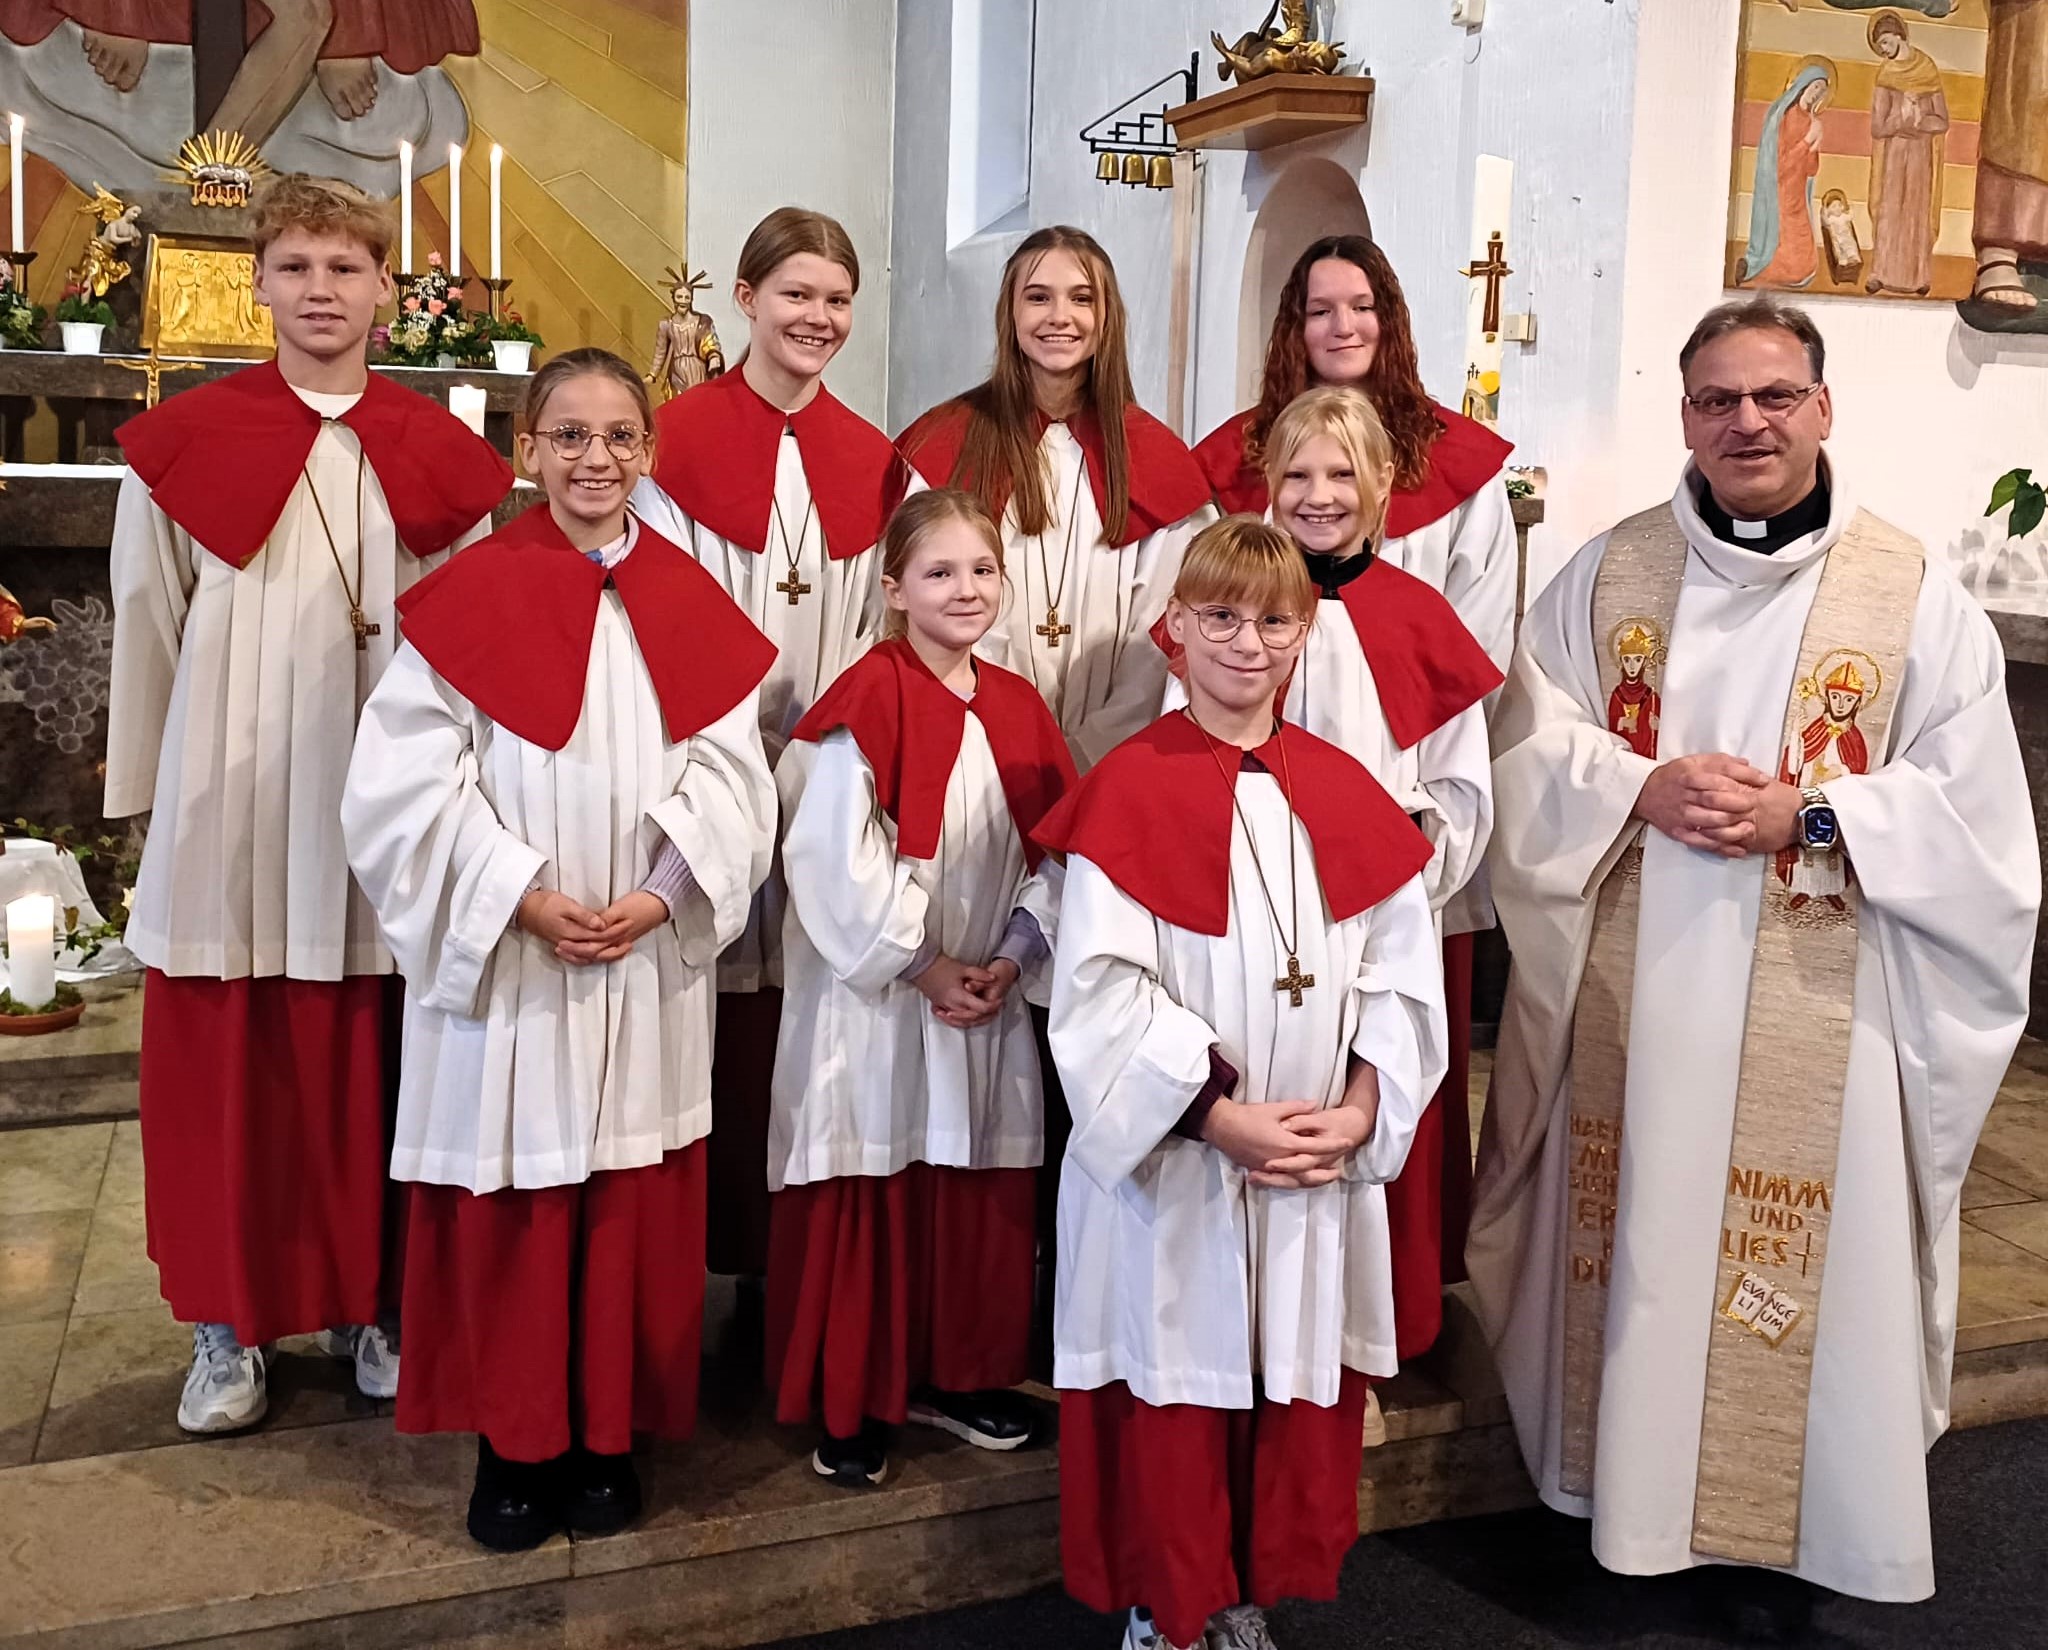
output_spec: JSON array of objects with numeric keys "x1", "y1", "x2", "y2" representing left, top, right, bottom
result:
[
  {"x1": 766, "y1": 640, "x2": 1075, "y2": 1437},
  {"x1": 1193, "y1": 401, "x2": 1515, "y2": 1362},
  {"x1": 122, "y1": 363, "x2": 510, "y2": 1348},
  {"x1": 385, "y1": 505, "x2": 775, "y2": 1462},
  {"x1": 0, "y1": 1, "x2": 480, "y2": 71}
]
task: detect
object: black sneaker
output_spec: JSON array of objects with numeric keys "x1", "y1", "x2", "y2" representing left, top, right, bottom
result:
[
  {"x1": 811, "y1": 1419, "x2": 890, "y2": 1487},
  {"x1": 905, "y1": 1386, "x2": 1038, "y2": 1451},
  {"x1": 565, "y1": 1444, "x2": 643, "y2": 1537},
  {"x1": 466, "y1": 1437, "x2": 566, "y2": 1552}
]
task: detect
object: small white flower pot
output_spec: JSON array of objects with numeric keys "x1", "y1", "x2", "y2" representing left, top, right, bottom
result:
[
  {"x1": 492, "y1": 340, "x2": 534, "y2": 374},
  {"x1": 60, "y1": 322, "x2": 105, "y2": 354}
]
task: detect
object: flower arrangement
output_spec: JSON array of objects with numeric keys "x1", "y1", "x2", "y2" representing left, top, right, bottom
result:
[
  {"x1": 480, "y1": 308, "x2": 544, "y2": 348},
  {"x1": 54, "y1": 281, "x2": 114, "y2": 330},
  {"x1": 1, "y1": 983, "x2": 82, "y2": 1017},
  {"x1": 375, "y1": 252, "x2": 491, "y2": 367}
]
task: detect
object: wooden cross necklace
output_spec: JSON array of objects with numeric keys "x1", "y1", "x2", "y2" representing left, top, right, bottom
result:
[
  {"x1": 771, "y1": 431, "x2": 816, "y2": 605},
  {"x1": 1188, "y1": 709, "x2": 1315, "y2": 1006},
  {"x1": 1033, "y1": 464, "x2": 1086, "y2": 649},
  {"x1": 304, "y1": 435, "x2": 377, "y2": 650}
]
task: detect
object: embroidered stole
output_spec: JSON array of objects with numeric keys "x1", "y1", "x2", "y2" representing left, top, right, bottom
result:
[{"x1": 1561, "y1": 504, "x2": 1924, "y2": 1565}]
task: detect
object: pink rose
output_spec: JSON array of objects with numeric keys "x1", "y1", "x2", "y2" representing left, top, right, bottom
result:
[
  {"x1": 403, "y1": 296, "x2": 421, "y2": 313},
  {"x1": 427, "y1": 298, "x2": 446, "y2": 316}
]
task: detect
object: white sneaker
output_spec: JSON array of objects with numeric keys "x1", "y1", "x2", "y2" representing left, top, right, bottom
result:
[
  {"x1": 319, "y1": 1324, "x2": 401, "y2": 1400},
  {"x1": 176, "y1": 1323, "x2": 268, "y2": 1434},
  {"x1": 1124, "y1": 1607, "x2": 1200, "y2": 1650},
  {"x1": 1205, "y1": 1604, "x2": 1279, "y2": 1650}
]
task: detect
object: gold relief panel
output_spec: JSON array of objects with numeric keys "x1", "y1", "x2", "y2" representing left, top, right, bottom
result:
[{"x1": 140, "y1": 237, "x2": 276, "y2": 361}]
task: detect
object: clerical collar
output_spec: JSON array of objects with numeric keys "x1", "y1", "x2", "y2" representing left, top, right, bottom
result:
[
  {"x1": 1302, "y1": 544, "x2": 1374, "y2": 600},
  {"x1": 1696, "y1": 475, "x2": 1830, "y2": 555}
]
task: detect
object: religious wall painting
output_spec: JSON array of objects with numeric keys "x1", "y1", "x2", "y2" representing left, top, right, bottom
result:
[
  {"x1": 1605, "y1": 617, "x2": 1665, "y2": 761},
  {"x1": 1774, "y1": 648, "x2": 1881, "y2": 912},
  {"x1": 1, "y1": 1, "x2": 688, "y2": 361},
  {"x1": 1727, "y1": 1, "x2": 2003, "y2": 309}
]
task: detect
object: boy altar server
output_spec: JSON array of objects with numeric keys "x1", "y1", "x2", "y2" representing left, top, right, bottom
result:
[
  {"x1": 1036, "y1": 518, "x2": 1448, "y2": 1650},
  {"x1": 342, "y1": 349, "x2": 778, "y2": 1549},
  {"x1": 104, "y1": 174, "x2": 510, "y2": 1433}
]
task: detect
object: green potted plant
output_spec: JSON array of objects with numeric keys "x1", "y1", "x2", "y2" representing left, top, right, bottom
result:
[
  {"x1": 1988, "y1": 468, "x2": 2046, "y2": 542},
  {"x1": 0, "y1": 265, "x2": 44, "y2": 349},
  {"x1": 55, "y1": 282, "x2": 114, "y2": 353},
  {"x1": 482, "y1": 308, "x2": 543, "y2": 374}
]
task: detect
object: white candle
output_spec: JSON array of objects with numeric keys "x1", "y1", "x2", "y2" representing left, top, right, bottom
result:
[
  {"x1": 448, "y1": 142, "x2": 463, "y2": 279},
  {"x1": 7, "y1": 113, "x2": 23, "y2": 254},
  {"x1": 489, "y1": 144, "x2": 504, "y2": 282},
  {"x1": 398, "y1": 140, "x2": 413, "y2": 272},
  {"x1": 6, "y1": 894, "x2": 56, "y2": 1011},
  {"x1": 449, "y1": 384, "x2": 488, "y2": 437}
]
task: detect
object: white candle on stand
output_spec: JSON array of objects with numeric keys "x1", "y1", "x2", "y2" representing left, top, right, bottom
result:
[
  {"x1": 489, "y1": 144, "x2": 504, "y2": 281},
  {"x1": 447, "y1": 142, "x2": 463, "y2": 279},
  {"x1": 6, "y1": 895, "x2": 56, "y2": 1011},
  {"x1": 7, "y1": 114, "x2": 24, "y2": 253},
  {"x1": 397, "y1": 140, "x2": 413, "y2": 271},
  {"x1": 449, "y1": 384, "x2": 488, "y2": 437}
]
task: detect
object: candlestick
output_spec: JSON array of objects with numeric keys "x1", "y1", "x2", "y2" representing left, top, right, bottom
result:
[
  {"x1": 489, "y1": 144, "x2": 503, "y2": 282},
  {"x1": 398, "y1": 140, "x2": 413, "y2": 273},
  {"x1": 3, "y1": 247, "x2": 35, "y2": 299},
  {"x1": 449, "y1": 384, "x2": 488, "y2": 438},
  {"x1": 7, "y1": 114, "x2": 23, "y2": 256},
  {"x1": 480, "y1": 276, "x2": 512, "y2": 319},
  {"x1": 448, "y1": 142, "x2": 463, "y2": 279},
  {"x1": 6, "y1": 894, "x2": 56, "y2": 1011}
]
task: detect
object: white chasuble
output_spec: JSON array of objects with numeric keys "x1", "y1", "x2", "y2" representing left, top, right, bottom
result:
[
  {"x1": 977, "y1": 423, "x2": 1213, "y2": 771},
  {"x1": 769, "y1": 724, "x2": 1061, "y2": 1190},
  {"x1": 1467, "y1": 469, "x2": 2037, "y2": 1601},
  {"x1": 107, "y1": 409, "x2": 486, "y2": 980}
]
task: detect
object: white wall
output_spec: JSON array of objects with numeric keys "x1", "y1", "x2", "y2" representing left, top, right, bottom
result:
[
  {"x1": 1604, "y1": 0, "x2": 2048, "y2": 593},
  {"x1": 688, "y1": 0, "x2": 899, "y2": 424}
]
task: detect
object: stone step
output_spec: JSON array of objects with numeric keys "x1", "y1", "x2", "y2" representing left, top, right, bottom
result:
[{"x1": 0, "y1": 975, "x2": 141, "y2": 1127}]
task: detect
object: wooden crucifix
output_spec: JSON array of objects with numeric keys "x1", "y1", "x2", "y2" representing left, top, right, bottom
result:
[{"x1": 1462, "y1": 230, "x2": 1512, "y2": 342}]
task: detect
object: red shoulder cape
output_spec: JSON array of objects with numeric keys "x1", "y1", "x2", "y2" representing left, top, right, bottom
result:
[
  {"x1": 117, "y1": 360, "x2": 513, "y2": 569},
  {"x1": 1031, "y1": 713, "x2": 1430, "y2": 937},
  {"x1": 896, "y1": 399, "x2": 1211, "y2": 549},
  {"x1": 1190, "y1": 403, "x2": 1514, "y2": 540},
  {"x1": 792, "y1": 638, "x2": 1075, "y2": 871},
  {"x1": 395, "y1": 504, "x2": 777, "y2": 752},
  {"x1": 651, "y1": 369, "x2": 902, "y2": 561}
]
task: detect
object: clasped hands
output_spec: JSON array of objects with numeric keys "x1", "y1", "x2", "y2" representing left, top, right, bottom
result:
[
  {"x1": 517, "y1": 888, "x2": 670, "y2": 964},
  {"x1": 915, "y1": 953, "x2": 1021, "y2": 1029},
  {"x1": 1202, "y1": 1090, "x2": 1379, "y2": 1190},
  {"x1": 1633, "y1": 753, "x2": 1802, "y2": 859}
]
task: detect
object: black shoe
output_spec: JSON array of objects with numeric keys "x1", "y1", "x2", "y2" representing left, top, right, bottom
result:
[
  {"x1": 811, "y1": 1419, "x2": 890, "y2": 1488},
  {"x1": 565, "y1": 1444, "x2": 643, "y2": 1537},
  {"x1": 905, "y1": 1386, "x2": 1038, "y2": 1452},
  {"x1": 466, "y1": 1437, "x2": 566, "y2": 1552},
  {"x1": 1713, "y1": 1567, "x2": 1817, "y2": 1645}
]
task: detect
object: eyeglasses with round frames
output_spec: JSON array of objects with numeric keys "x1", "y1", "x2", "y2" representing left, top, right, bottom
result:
[
  {"x1": 1682, "y1": 383, "x2": 1823, "y2": 421},
  {"x1": 1191, "y1": 606, "x2": 1308, "y2": 648},
  {"x1": 535, "y1": 424, "x2": 649, "y2": 462}
]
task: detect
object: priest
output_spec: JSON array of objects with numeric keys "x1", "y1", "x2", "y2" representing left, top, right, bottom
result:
[{"x1": 1468, "y1": 297, "x2": 2036, "y2": 1636}]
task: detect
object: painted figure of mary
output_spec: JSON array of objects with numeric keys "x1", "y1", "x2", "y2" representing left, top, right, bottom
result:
[
  {"x1": 1866, "y1": 10, "x2": 1950, "y2": 295},
  {"x1": 1742, "y1": 61, "x2": 1835, "y2": 289}
]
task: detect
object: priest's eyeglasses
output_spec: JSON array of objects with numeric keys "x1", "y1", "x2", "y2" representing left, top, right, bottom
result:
[
  {"x1": 537, "y1": 424, "x2": 649, "y2": 461},
  {"x1": 1191, "y1": 606, "x2": 1308, "y2": 647},
  {"x1": 1683, "y1": 383, "x2": 1823, "y2": 421}
]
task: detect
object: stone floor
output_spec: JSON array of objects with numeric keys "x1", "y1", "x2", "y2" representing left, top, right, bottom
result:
[{"x1": 0, "y1": 1041, "x2": 2045, "y2": 1646}]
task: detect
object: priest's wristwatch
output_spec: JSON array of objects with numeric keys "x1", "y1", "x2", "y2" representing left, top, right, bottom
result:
[{"x1": 1795, "y1": 786, "x2": 1839, "y2": 852}]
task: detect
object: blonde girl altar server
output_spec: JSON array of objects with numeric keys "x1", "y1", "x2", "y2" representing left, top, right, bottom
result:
[
  {"x1": 1035, "y1": 519, "x2": 1447, "y2": 1650},
  {"x1": 633, "y1": 207, "x2": 906, "y2": 1292},
  {"x1": 104, "y1": 175, "x2": 511, "y2": 1435},
  {"x1": 897, "y1": 225, "x2": 1215, "y2": 773},
  {"x1": 766, "y1": 489, "x2": 1076, "y2": 1488},
  {"x1": 341, "y1": 350, "x2": 777, "y2": 1551},
  {"x1": 1193, "y1": 237, "x2": 1518, "y2": 1359}
]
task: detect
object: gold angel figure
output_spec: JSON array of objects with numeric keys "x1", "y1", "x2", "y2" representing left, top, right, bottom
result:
[
  {"x1": 72, "y1": 185, "x2": 144, "y2": 298},
  {"x1": 1212, "y1": 0, "x2": 1345, "y2": 84},
  {"x1": 647, "y1": 266, "x2": 726, "y2": 403}
]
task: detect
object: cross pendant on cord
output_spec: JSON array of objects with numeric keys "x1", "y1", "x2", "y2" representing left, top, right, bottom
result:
[
  {"x1": 1274, "y1": 954, "x2": 1315, "y2": 1007},
  {"x1": 1036, "y1": 606, "x2": 1072, "y2": 648},
  {"x1": 775, "y1": 573, "x2": 812, "y2": 605},
  {"x1": 350, "y1": 608, "x2": 381, "y2": 651}
]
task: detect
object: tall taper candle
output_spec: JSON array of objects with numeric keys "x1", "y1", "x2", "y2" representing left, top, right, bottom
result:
[
  {"x1": 398, "y1": 140, "x2": 413, "y2": 272},
  {"x1": 448, "y1": 142, "x2": 463, "y2": 278},
  {"x1": 489, "y1": 144, "x2": 504, "y2": 282},
  {"x1": 7, "y1": 114, "x2": 23, "y2": 255},
  {"x1": 5, "y1": 894, "x2": 56, "y2": 1011}
]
